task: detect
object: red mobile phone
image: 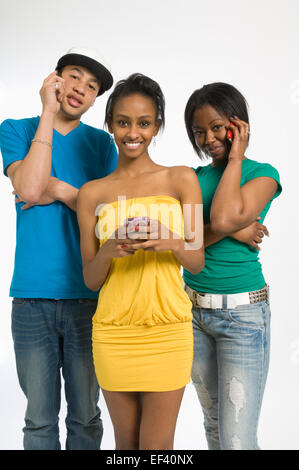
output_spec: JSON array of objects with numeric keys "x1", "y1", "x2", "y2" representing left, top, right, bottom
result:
[
  {"x1": 226, "y1": 125, "x2": 233, "y2": 142},
  {"x1": 226, "y1": 122, "x2": 235, "y2": 142}
]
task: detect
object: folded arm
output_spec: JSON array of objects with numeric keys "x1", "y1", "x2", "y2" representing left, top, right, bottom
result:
[
  {"x1": 6, "y1": 115, "x2": 55, "y2": 204},
  {"x1": 205, "y1": 218, "x2": 269, "y2": 250},
  {"x1": 11, "y1": 166, "x2": 78, "y2": 212},
  {"x1": 210, "y1": 160, "x2": 278, "y2": 234}
]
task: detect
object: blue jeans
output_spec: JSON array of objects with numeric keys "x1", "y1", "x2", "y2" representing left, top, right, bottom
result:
[
  {"x1": 11, "y1": 298, "x2": 103, "y2": 450},
  {"x1": 191, "y1": 298, "x2": 271, "y2": 450}
]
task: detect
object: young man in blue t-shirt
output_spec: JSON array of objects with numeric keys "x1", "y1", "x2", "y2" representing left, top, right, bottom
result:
[{"x1": 0, "y1": 47, "x2": 118, "y2": 450}]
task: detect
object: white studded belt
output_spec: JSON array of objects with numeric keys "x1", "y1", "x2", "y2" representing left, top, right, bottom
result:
[{"x1": 184, "y1": 284, "x2": 269, "y2": 309}]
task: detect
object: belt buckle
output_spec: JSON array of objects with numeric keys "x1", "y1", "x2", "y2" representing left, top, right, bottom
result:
[
  {"x1": 196, "y1": 293, "x2": 212, "y2": 309},
  {"x1": 211, "y1": 295, "x2": 222, "y2": 309}
]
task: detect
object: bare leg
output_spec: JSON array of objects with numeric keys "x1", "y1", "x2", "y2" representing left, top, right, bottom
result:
[
  {"x1": 139, "y1": 387, "x2": 185, "y2": 450},
  {"x1": 101, "y1": 389, "x2": 141, "y2": 450}
]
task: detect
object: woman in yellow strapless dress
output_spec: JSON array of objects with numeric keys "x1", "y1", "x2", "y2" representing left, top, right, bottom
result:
[{"x1": 77, "y1": 74, "x2": 204, "y2": 450}]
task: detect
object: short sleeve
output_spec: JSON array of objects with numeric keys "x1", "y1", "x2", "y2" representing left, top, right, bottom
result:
[
  {"x1": 0, "y1": 119, "x2": 29, "y2": 176},
  {"x1": 192, "y1": 166, "x2": 202, "y2": 175},
  {"x1": 247, "y1": 163, "x2": 282, "y2": 201}
]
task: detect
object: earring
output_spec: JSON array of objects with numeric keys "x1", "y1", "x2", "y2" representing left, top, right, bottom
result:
[
  {"x1": 110, "y1": 135, "x2": 114, "y2": 145},
  {"x1": 152, "y1": 137, "x2": 156, "y2": 147}
]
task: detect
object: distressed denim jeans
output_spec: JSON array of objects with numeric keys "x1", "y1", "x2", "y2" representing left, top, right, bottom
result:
[
  {"x1": 11, "y1": 298, "x2": 103, "y2": 450},
  {"x1": 191, "y1": 299, "x2": 271, "y2": 450}
]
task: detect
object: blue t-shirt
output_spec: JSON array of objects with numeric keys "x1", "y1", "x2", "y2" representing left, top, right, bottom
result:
[
  {"x1": 183, "y1": 158, "x2": 282, "y2": 294},
  {"x1": 0, "y1": 116, "x2": 118, "y2": 298}
]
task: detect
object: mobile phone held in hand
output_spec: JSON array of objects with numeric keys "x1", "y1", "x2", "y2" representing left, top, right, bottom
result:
[
  {"x1": 226, "y1": 122, "x2": 236, "y2": 142},
  {"x1": 125, "y1": 216, "x2": 149, "y2": 228},
  {"x1": 226, "y1": 127, "x2": 233, "y2": 142},
  {"x1": 125, "y1": 216, "x2": 150, "y2": 239}
]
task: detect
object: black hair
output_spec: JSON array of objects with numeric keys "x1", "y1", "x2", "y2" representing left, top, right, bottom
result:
[
  {"x1": 104, "y1": 73, "x2": 165, "y2": 130},
  {"x1": 184, "y1": 82, "x2": 249, "y2": 159}
]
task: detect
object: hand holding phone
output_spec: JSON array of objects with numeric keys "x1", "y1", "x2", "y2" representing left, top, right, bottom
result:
[
  {"x1": 226, "y1": 122, "x2": 234, "y2": 142},
  {"x1": 227, "y1": 129, "x2": 233, "y2": 142},
  {"x1": 125, "y1": 216, "x2": 150, "y2": 239}
]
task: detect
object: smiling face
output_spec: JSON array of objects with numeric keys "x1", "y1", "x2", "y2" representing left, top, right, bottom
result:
[
  {"x1": 108, "y1": 93, "x2": 160, "y2": 159},
  {"x1": 192, "y1": 104, "x2": 231, "y2": 164},
  {"x1": 59, "y1": 65, "x2": 100, "y2": 119}
]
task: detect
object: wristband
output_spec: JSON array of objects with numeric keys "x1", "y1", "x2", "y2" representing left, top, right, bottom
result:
[{"x1": 32, "y1": 138, "x2": 52, "y2": 149}]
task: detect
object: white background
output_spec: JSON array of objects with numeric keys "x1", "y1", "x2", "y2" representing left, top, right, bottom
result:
[{"x1": 0, "y1": 0, "x2": 298, "y2": 450}]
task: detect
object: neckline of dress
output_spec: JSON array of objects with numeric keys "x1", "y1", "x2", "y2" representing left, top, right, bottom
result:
[{"x1": 99, "y1": 194, "x2": 181, "y2": 207}]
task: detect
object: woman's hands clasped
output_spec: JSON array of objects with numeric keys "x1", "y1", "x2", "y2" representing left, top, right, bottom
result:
[{"x1": 100, "y1": 218, "x2": 181, "y2": 260}]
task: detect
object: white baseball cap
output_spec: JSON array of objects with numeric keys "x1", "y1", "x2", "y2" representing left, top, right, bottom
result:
[{"x1": 56, "y1": 47, "x2": 113, "y2": 96}]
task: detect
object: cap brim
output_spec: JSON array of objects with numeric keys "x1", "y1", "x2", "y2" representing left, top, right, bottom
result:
[{"x1": 56, "y1": 53, "x2": 113, "y2": 96}]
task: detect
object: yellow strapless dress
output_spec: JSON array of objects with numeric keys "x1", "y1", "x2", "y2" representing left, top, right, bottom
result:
[{"x1": 92, "y1": 195, "x2": 193, "y2": 391}]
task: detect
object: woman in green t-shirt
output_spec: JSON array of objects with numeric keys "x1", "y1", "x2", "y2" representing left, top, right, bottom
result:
[{"x1": 183, "y1": 82, "x2": 282, "y2": 450}]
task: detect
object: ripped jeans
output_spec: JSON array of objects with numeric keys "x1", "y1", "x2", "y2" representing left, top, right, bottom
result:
[{"x1": 191, "y1": 299, "x2": 271, "y2": 450}]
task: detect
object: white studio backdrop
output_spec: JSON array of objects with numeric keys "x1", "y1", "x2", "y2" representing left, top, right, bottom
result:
[{"x1": 0, "y1": 0, "x2": 298, "y2": 450}]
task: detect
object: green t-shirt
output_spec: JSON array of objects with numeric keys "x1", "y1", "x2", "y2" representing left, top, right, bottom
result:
[{"x1": 183, "y1": 158, "x2": 282, "y2": 294}]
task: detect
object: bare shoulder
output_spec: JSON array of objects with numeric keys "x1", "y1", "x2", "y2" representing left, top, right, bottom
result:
[
  {"x1": 78, "y1": 177, "x2": 111, "y2": 208},
  {"x1": 168, "y1": 165, "x2": 196, "y2": 178},
  {"x1": 168, "y1": 165, "x2": 201, "y2": 202},
  {"x1": 168, "y1": 165, "x2": 198, "y2": 185}
]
